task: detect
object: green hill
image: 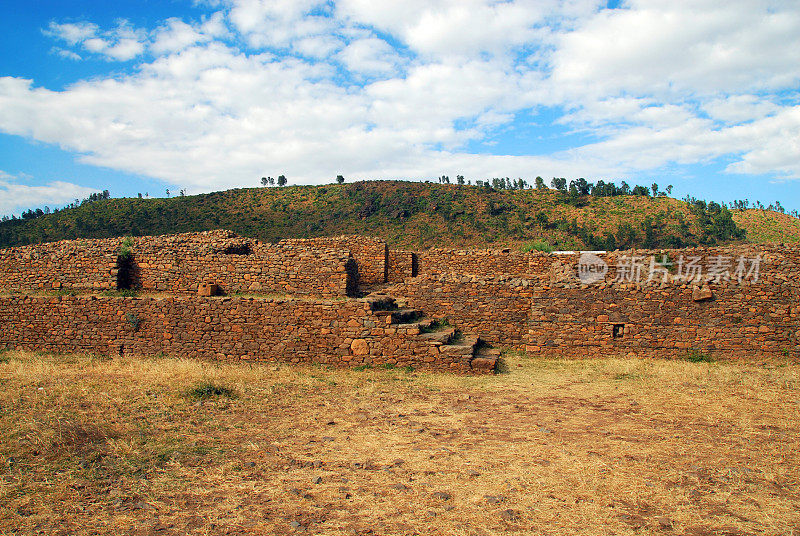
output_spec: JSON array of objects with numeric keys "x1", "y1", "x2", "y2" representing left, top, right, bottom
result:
[{"x1": 0, "y1": 180, "x2": 789, "y2": 250}]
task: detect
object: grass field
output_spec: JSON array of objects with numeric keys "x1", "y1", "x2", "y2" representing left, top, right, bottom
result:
[{"x1": 1, "y1": 350, "x2": 798, "y2": 535}]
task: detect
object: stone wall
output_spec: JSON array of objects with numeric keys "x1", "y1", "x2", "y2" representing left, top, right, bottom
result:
[
  {"x1": 3, "y1": 230, "x2": 799, "y2": 365},
  {"x1": 415, "y1": 244, "x2": 793, "y2": 282},
  {"x1": 129, "y1": 231, "x2": 354, "y2": 297},
  {"x1": 383, "y1": 274, "x2": 533, "y2": 347},
  {"x1": 527, "y1": 282, "x2": 800, "y2": 360},
  {"x1": 282, "y1": 236, "x2": 388, "y2": 287},
  {"x1": 0, "y1": 238, "x2": 121, "y2": 292},
  {"x1": 387, "y1": 250, "x2": 417, "y2": 282},
  {"x1": 0, "y1": 295, "x2": 475, "y2": 372},
  {"x1": 0, "y1": 231, "x2": 357, "y2": 298},
  {"x1": 418, "y1": 248, "x2": 541, "y2": 277}
]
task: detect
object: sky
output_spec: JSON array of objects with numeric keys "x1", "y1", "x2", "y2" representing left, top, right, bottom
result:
[{"x1": 1, "y1": 0, "x2": 799, "y2": 217}]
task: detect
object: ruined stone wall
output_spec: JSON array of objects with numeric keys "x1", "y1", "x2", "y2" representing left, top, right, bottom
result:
[
  {"x1": 415, "y1": 244, "x2": 796, "y2": 282},
  {"x1": 539, "y1": 244, "x2": 795, "y2": 285},
  {"x1": 383, "y1": 274, "x2": 534, "y2": 347},
  {"x1": 281, "y1": 236, "x2": 388, "y2": 287},
  {"x1": 386, "y1": 244, "x2": 800, "y2": 356},
  {"x1": 387, "y1": 250, "x2": 417, "y2": 282},
  {"x1": 418, "y1": 248, "x2": 541, "y2": 277},
  {"x1": 0, "y1": 231, "x2": 356, "y2": 298},
  {"x1": 0, "y1": 296, "x2": 474, "y2": 372},
  {"x1": 527, "y1": 282, "x2": 800, "y2": 360},
  {"x1": 129, "y1": 232, "x2": 353, "y2": 296},
  {"x1": 0, "y1": 238, "x2": 121, "y2": 292}
]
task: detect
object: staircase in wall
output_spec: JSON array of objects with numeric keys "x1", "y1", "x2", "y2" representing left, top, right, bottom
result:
[{"x1": 365, "y1": 293, "x2": 499, "y2": 374}]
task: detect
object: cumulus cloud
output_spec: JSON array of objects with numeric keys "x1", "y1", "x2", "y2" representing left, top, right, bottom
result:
[
  {"x1": 337, "y1": 37, "x2": 404, "y2": 76},
  {"x1": 0, "y1": 0, "x2": 798, "y2": 213},
  {"x1": 47, "y1": 19, "x2": 147, "y2": 61},
  {"x1": 0, "y1": 171, "x2": 99, "y2": 216},
  {"x1": 550, "y1": 0, "x2": 800, "y2": 98}
]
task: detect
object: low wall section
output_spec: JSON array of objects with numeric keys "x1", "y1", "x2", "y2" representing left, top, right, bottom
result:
[
  {"x1": 527, "y1": 282, "x2": 800, "y2": 359},
  {"x1": 419, "y1": 249, "x2": 541, "y2": 277},
  {"x1": 0, "y1": 296, "x2": 474, "y2": 372},
  {"x1": 387, "y1": 250, "x2": 417, "y2": 282},
  {"x1": 384, "y1": 274, "x2": 533, "y2": 347}
]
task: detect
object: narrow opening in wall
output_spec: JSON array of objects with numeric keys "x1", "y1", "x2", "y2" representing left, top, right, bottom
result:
[
  {"x1": 345, "y1": 257, "x2": 360, "y2": 297},
  {"x1": 117, "y1": 254, "x2": 135, "y2": 290},
  {"x1": 612, "y1": 324, "x2": 624, "y2": 338},
  {"x1": 411, "y1": 253, "x2": 419, "y2": 277}
]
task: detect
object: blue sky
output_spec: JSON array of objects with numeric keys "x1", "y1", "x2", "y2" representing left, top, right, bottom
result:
[{"x1": 1, "y1": 0, "x2": 799, "y2": 216}]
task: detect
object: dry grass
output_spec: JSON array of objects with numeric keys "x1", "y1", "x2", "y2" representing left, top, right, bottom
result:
[{"x1": 1, "y1": 350, "x2": 798, "y2": 535}]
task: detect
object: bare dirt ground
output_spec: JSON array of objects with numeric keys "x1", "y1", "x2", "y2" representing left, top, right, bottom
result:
[{"x1": 1, "y1": 350, "x2": 798, "y2": 535}]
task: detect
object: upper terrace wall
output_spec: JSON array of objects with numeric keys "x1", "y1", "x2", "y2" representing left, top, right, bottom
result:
[
  {"x1": 418, "y1": 249, "x2": 543, "y2": 277},
  {"x1": 0, "y1": 295, "x2": 474, "y2": 372},
  {"x1": 129, "y1": 231, "x2": 354, "y2": 296},
  {"x1": 282, "y1": 236, "x2": 388, "y2": 287},
  {"x1": 414, "y1": 244, "x2": 797, "y2": 282},
  {"x1": 0, "y1": 238, "x2": 120, "y2": 292},
  {"x1": 0, "y1": 231, "x2": 356, "y2": 297}
]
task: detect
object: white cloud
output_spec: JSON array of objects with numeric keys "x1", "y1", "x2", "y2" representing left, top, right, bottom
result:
[
  {"x1": 45, "y1": 21, "x2": 99, "y2": 44},
  {"x1": 551, "y1": 0, "x2": 800, "y2": 98},
  {"x1": 337, "y1": 37, "x2": 403, "y2": 76},
  {"x1": 53, "y1": 48, "x2": 82, "y2": 61},
  {"x1": 293, "y1": 35, "x2": 343, "y2": 59},
  {"x1": 47, "y1": 19, "x2": 147, "y2": 61},
  {"x1": 0, "y1": 171, "x2": 99, "y2": 216},
  {"x1": 151, "y1": 13, "x2": 229, "y2": 55},
  {"x1": 703, "y1": 95, "x2": 780, "y2": 124},
  {"x1": 228, "y1": 0, "x2": 334, "y2": 49},
  {"x1": 0, "y1": 0, "x2": 797, "y2": 217}
]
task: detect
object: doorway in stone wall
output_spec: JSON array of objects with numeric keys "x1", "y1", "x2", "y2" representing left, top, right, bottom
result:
[{"x1": 116, "y1": 238, "x2": 140, "y2": 290}]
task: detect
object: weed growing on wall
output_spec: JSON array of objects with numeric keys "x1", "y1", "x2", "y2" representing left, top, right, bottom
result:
[
  {"x1": 521, "y1": 240, "x2": 554, "y2": 253},
  {"x1": 125, "y1": 312, "x2": 141, "y2": 332}
]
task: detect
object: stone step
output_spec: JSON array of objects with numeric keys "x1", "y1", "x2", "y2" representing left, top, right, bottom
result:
[
  {"x1": 363, "y1": 293, "x2": 397, "y2": 312},
  {"x1": 373, "y1": 307, "x2": 423, "y2": 325},
  {"x1": 439, "y1": 334, "x2": 479, "y2": 357},
  {"x1": 418, "y1": 326, "x2": 457, "y2": 345},
  {"x1": 470, "y1": 344, "x2": 500, "y2": 374}
]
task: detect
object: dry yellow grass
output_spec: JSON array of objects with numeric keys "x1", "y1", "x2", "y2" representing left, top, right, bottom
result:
[{"x1": 1, "y1": 350, "x2": 798, "y2": 535}]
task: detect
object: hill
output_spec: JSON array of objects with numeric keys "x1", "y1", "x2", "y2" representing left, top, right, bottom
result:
[
  {"x1": 731, "y1": 209, "x2": 800, "y2": 244},
  {"x1": 0, "y1": 180, "x2": 790, "y2": 250}
]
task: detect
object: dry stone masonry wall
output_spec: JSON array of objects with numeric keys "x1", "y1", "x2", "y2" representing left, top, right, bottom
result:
[
  {"x1": 0, "y1": 295, "x2": 479, "y2": 372},
  {"x1": 129, "y1": 231, "x2": 354, "y2": 297},
  {"x1": 383, "y1": 274, "x2": 533, "y2": 347},
  {"x1": 0, "y1": 238, "x2": 121, "y2": 292},
  {"x1": 527, "y1": 282, "x2": 799, "y2": 359},
  {"x1": 1, "y1": 229, "x2": 798, "y2": 367},
  {"x1": 281, "y1": 236, "x2": 388, "y2": 287}
]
